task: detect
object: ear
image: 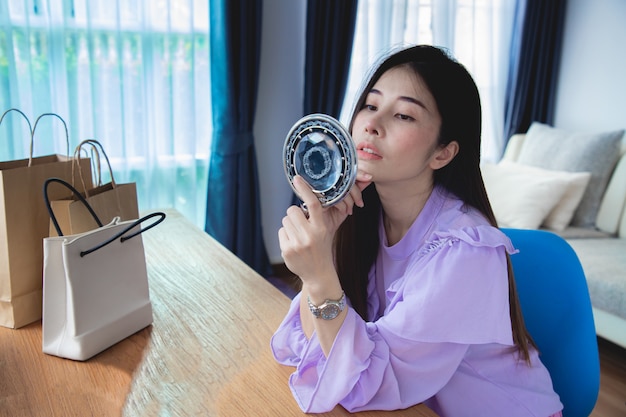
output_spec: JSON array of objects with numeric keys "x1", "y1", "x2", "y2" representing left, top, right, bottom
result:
[{"x1": 430, "y1": 141, "x2": 459, "y2": 170}]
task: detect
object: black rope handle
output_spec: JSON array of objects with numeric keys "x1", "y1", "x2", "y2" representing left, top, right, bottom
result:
[
  {"x1": 79, "y1": 211, "x2": 166, "y2": 257},
  {"x1": 43, "y1": 177, "x2": 104, "y2": 237}
]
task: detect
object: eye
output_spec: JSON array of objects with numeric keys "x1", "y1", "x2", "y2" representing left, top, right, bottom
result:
[
  {"x1": 363, "y1": 103, "x2": 377, "y2": 111},
  {"x1": 396, "y1": 113, "x2": 414, "y2": 121}
]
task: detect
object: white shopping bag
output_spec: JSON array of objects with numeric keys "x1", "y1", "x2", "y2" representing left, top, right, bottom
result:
[{"x1": 42, "y1": 177, "x2": 165, "y2": 361}]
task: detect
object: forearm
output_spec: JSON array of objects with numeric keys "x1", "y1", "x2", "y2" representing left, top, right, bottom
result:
[{"x1": 299, "y1": 278, "x2": 347, "y2": 357}]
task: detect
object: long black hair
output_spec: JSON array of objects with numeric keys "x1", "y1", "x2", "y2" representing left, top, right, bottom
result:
[{"x1": 334, "y1": 45, "x2": 536, "y2": 362}]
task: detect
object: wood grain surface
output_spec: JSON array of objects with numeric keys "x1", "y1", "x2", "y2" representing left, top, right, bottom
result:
[{"x1": 0, "y1": 209, "x2": 436, "y2": 417}]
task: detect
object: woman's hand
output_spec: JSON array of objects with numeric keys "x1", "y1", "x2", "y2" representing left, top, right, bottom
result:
[
  {"x1": 278, "y1": 172, "x2": 372, "y2": 284},
  {"x1": 279, "y1": 172, "x2": 372, "y2": 350},
  {"x1": 333, "y1": 170, "x2": 373, "y2": 216}
]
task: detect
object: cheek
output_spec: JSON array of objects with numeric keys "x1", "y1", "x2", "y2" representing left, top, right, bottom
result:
[
  {"x1": 391, "y1": 132, "x2": 426, "y2": 158},
  {"x1": 389, "y1": 133, "x2": 439, "y2": 171},
  {"x1": 352, "y1": 112, "x2": 366, "y2": 133}
]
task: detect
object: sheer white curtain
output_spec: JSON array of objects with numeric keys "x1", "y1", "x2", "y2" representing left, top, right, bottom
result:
[
  {"x1": 0, "y1": 0, "x2": 211, "y2": 227},
  {"x1": 340, "y1": 0, "x2": 516, "y2": 162}
]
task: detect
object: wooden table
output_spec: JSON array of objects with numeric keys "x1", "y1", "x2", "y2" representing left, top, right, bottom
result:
[{"x1": 0, "y1": 209, "x2": 437, "y2": 417}]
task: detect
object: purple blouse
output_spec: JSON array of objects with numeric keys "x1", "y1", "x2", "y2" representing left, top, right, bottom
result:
[{"x1": 271, "y1": 186, "x2": 563, "y2": 416}]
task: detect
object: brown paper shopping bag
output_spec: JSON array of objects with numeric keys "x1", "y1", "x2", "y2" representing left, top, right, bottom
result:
[
  {"x1": 48, "y1": 139, "x2": 139, "y2": 237},
  {"x1": 0, "y1": 109, "x2": 92, "y2": 328}
]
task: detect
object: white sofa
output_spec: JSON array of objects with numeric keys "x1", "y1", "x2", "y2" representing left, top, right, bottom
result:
[{"x1": 494, "y1": 125, "x2": 626, "y2": 349}]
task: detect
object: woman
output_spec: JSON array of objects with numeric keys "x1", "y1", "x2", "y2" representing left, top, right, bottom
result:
[{"x1": 272, "y1": 45, "x2": 563, "y2": 417}]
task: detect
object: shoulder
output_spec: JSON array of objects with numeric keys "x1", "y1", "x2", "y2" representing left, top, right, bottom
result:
[
  {"x1": 419, "y1": 226, "x2": 516, "y2": 261},
  {"x1": 423, "y1": 187, "x2": 517, "y2": 256}
]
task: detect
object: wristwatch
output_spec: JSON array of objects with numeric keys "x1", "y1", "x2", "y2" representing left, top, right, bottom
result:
[{"x1": 307, "y1": 292, "x2": 346, "y2": 320}]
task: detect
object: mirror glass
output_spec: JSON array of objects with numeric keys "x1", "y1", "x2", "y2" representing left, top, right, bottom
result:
[{"x1": 283, "y1": 114, "x2": 357, "y2": 207}]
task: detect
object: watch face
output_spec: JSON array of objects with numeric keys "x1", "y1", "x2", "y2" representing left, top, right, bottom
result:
[
  {"x1": 320, "y1": 304, "x2": 341, "y2": 320},
  {"x1": 283, "y1": 114, "x2": 357, "y2": 207}
]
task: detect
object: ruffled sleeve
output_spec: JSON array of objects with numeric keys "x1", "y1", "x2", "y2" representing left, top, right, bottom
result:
[
  {"x1": 271, "y1": 225, "x2": 517, "y2": 413},
  {"x1": 270, "y1": 293, "x2": 309, "y2": 367},
  {"x1": 271, "y1": 299, "x2": 469, "y2": 413},
  {"x1": 379, "y1": 224, "x2": 518, "y2": 344}
]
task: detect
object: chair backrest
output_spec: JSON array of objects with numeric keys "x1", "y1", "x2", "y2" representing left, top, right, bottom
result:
[{"x1": 501, "y1": 228, "x2": 600, "y2": 417}]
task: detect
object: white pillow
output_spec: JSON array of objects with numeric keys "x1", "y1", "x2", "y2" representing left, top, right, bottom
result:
[
  {"x1": 517, "y1": 122, "x2": 623, "y2": 227},
  {"x1": 481, "y1": 161, "x2": 589, "y2": 230},
  {"x1": 499, "y1": 161, "x2": 592, "y2": 231}
]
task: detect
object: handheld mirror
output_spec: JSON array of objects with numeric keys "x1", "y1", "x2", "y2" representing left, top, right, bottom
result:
[{"x1": 283, "y1": 114, "x2": 357, "y2": 208}]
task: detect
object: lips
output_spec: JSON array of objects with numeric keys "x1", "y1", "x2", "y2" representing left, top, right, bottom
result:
[{"x1": 357, "y1": 143, "x2": 382, "y2": 160}]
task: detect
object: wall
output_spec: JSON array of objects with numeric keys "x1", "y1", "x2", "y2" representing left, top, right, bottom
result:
[
  {"x1": 256, "y1": 0, "x2": 626, "y2": 264},
  {"x1": 554, "y1": 0, "x2": 626, "y2": 133},
  {"x1": 255, "y1": 0, "x2": 306, "y2": 263}
]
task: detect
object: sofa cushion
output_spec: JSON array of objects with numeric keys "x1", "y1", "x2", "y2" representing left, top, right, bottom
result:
[
  {"x1": 481, "y1": 161, "x2": 569, "y2": 229},
  {"x1": 595, "y1": 152, "x2": 626, "y2": 236},
  {"x1": 481, "y1": 161, "x2": 590, "y2": 230},
  {"x1": 517, "y1": 122, "x2": 624, "y2": 228},
  {"x1": 567, "y1": 238, "x2": 626, "y2": 321},
  {"x1": 536, "y1": 166, "x2": 591, "y2": 231},
  {"x1": 552, "y1": 226, "x2": 613, "y2": 239}
]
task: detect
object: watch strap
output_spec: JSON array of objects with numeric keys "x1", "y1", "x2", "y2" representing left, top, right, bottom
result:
[{"x1": 307, "y1": 291, "x2": 346, "y2": 319}]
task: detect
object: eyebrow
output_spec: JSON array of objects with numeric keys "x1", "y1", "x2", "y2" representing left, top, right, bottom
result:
[{"x1": 369, "y1": 88, "x2": 428, "y2": 110}]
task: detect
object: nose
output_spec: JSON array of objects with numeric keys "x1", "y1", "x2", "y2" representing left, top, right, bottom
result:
[{"x1": 364, "y1": 116, "x2": 381, "y2": 136}]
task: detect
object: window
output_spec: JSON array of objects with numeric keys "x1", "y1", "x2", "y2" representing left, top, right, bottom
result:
[
  {"x1": 0, "y1": 0, "x2": 211, "y2": 227},
  {"x1": 341, "y1": 0, "x2": 515, "y2": 162}
]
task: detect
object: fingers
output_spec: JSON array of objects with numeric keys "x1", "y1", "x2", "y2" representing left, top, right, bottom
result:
[
  {"x1": 283, "y1": 204, "x2": 308, "y2": 236},
  {"x1": 278, "y1": 225, "x2": 289, "y2": 246},
  {"x1": 348, "y1": 187, "x2": 363, "y2": 210},
  {"x1": 293, "y1": 176, "x2": 323, "y2": 220},
  {"x1": 279, "y1": 209, "x2": 307, "y2": 259},
  {"x1": 290, "y1": 172, "x2": 373, "y2": 222},
  {"x1": 356, "y1": 171, "x2": 373, "y2": 191},
  {"x1": 344, "y1": 171, "x2": 372, "y2": 212}
]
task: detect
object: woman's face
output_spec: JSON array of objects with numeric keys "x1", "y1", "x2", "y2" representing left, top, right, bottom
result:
[{"x1": 352, "y1": 65, "x2": 444, "y2": 187}]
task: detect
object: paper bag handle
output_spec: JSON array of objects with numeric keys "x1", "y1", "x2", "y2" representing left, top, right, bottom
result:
[
  {"x1": 0, "y1": 108, "x2": 33, "y2": 139},
  {"x1": 31, "y1": 113, "x2": 71, "y2": 164},
  {"x1": 1, "y1": 109, "x2": 70, "y2": 165},
  {"x1": 79, "y1": 212, "x2": 166, "y2": 257},
  {"x1": 43, "y1": 177, "x2": 104, "y2": 237},
  {"x1": 72, "y1": 139, "x2": 117, "y2": 197},
  {"x1": 0, "y1": 108, "x2": 34, "y2": 161}
]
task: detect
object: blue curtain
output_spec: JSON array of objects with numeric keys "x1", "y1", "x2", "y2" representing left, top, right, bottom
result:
[
  {"x1": 291, "y1": 0, "x2": 358, "y2": 206},
  {"x1": 304, "y1": 0, "x2": 358, "y2": 117},
  {"x1": 503, "y1": 0, "x2": 567, "y2": 143},
  {"x1": 206, "y1": 0, "x2": 271, "y2": 276}
]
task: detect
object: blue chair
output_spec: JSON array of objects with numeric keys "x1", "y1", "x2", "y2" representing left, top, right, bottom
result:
[{"x1": 501, "y1": 228, "x2": 600, "y2": 417}]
